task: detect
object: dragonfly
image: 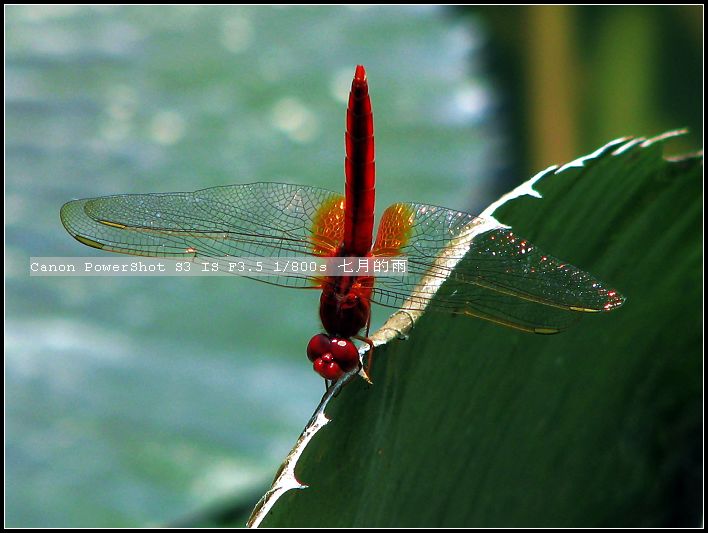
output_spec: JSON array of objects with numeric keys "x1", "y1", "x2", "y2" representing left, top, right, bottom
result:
[{"x1": 61, "y1": 65, "x2": 625, "y2": 382}]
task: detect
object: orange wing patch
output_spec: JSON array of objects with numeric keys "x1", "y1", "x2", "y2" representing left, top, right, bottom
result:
[
  {"x1": 310, "y1": 194, "x2": 345, "y2": 256},
  {"x1": 372, "y1": 203, "x2": 416, "y2": 256}
]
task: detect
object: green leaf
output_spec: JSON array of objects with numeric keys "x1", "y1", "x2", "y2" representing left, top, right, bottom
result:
[{"x1": 255, "y1": 132, "x2": 702, "y2": 527}]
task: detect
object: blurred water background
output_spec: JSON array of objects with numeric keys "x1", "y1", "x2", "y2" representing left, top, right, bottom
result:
[{"x1": 6, "y1": 6, "x2": 503, "y2": 527}]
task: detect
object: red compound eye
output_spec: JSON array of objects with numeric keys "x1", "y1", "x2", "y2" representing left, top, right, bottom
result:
[
  {"x1": 308, "y1": 334, "x2": 359, "y2": 380},
  {"x1": 312, "y1": 358, "x2": 326, "y2": 375},
  {"x1": 330, "y1": 338, "x2": 359, "y2": 372},
  {"x1": 307, "y1": 333, "x2": 332, "y2": 362},
  {"x1": 320, "y1": 360, "x2": 343, "y2": 381},
  {"x1": 312, "y1": 352, "x2": 342, "y2": 380}
]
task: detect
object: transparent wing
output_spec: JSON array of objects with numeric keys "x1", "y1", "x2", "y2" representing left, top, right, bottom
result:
[
  {"x1": 61, "y1": 187, "x2": 625, "y2": 332},
  {"x1": 60, "y1": 182, "x2": 346, "y2": 288},
  {"x1": 370, "y1": 202, "x2": 625, "y2": 333}
]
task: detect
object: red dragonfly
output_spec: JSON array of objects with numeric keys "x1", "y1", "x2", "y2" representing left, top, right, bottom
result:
[{"x1": 61, "y1": 65, "x2": 625, "y2": 382}]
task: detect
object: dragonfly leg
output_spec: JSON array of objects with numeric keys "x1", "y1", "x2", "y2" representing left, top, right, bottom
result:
[
  {"x1": 353, "y1": 335, "x2": 375, "y2": 384},
  {"x1": 326, "y1": 377, "x2": 341, "y2": 393},
  {"x1": 358, "y1": 312, "x2": 375, "y2": 383}
]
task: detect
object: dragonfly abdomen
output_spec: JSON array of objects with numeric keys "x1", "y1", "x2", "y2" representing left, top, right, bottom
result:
[{"x1": 343, "y1": 64, "x2": 375, "y2": 258}]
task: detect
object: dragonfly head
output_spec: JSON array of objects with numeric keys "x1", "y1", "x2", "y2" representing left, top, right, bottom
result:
[{"x1": 307, "y1": 334, "x2": 359, "y2": 380}]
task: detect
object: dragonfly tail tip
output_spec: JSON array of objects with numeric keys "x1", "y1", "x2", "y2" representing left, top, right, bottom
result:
[{"x1": 354, "y1": 65, "x2": 367, "y2": 82}]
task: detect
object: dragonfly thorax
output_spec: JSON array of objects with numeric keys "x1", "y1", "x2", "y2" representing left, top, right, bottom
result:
[{"x1": 318, "y1": 278, "x2": 372, "y2": 338}]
